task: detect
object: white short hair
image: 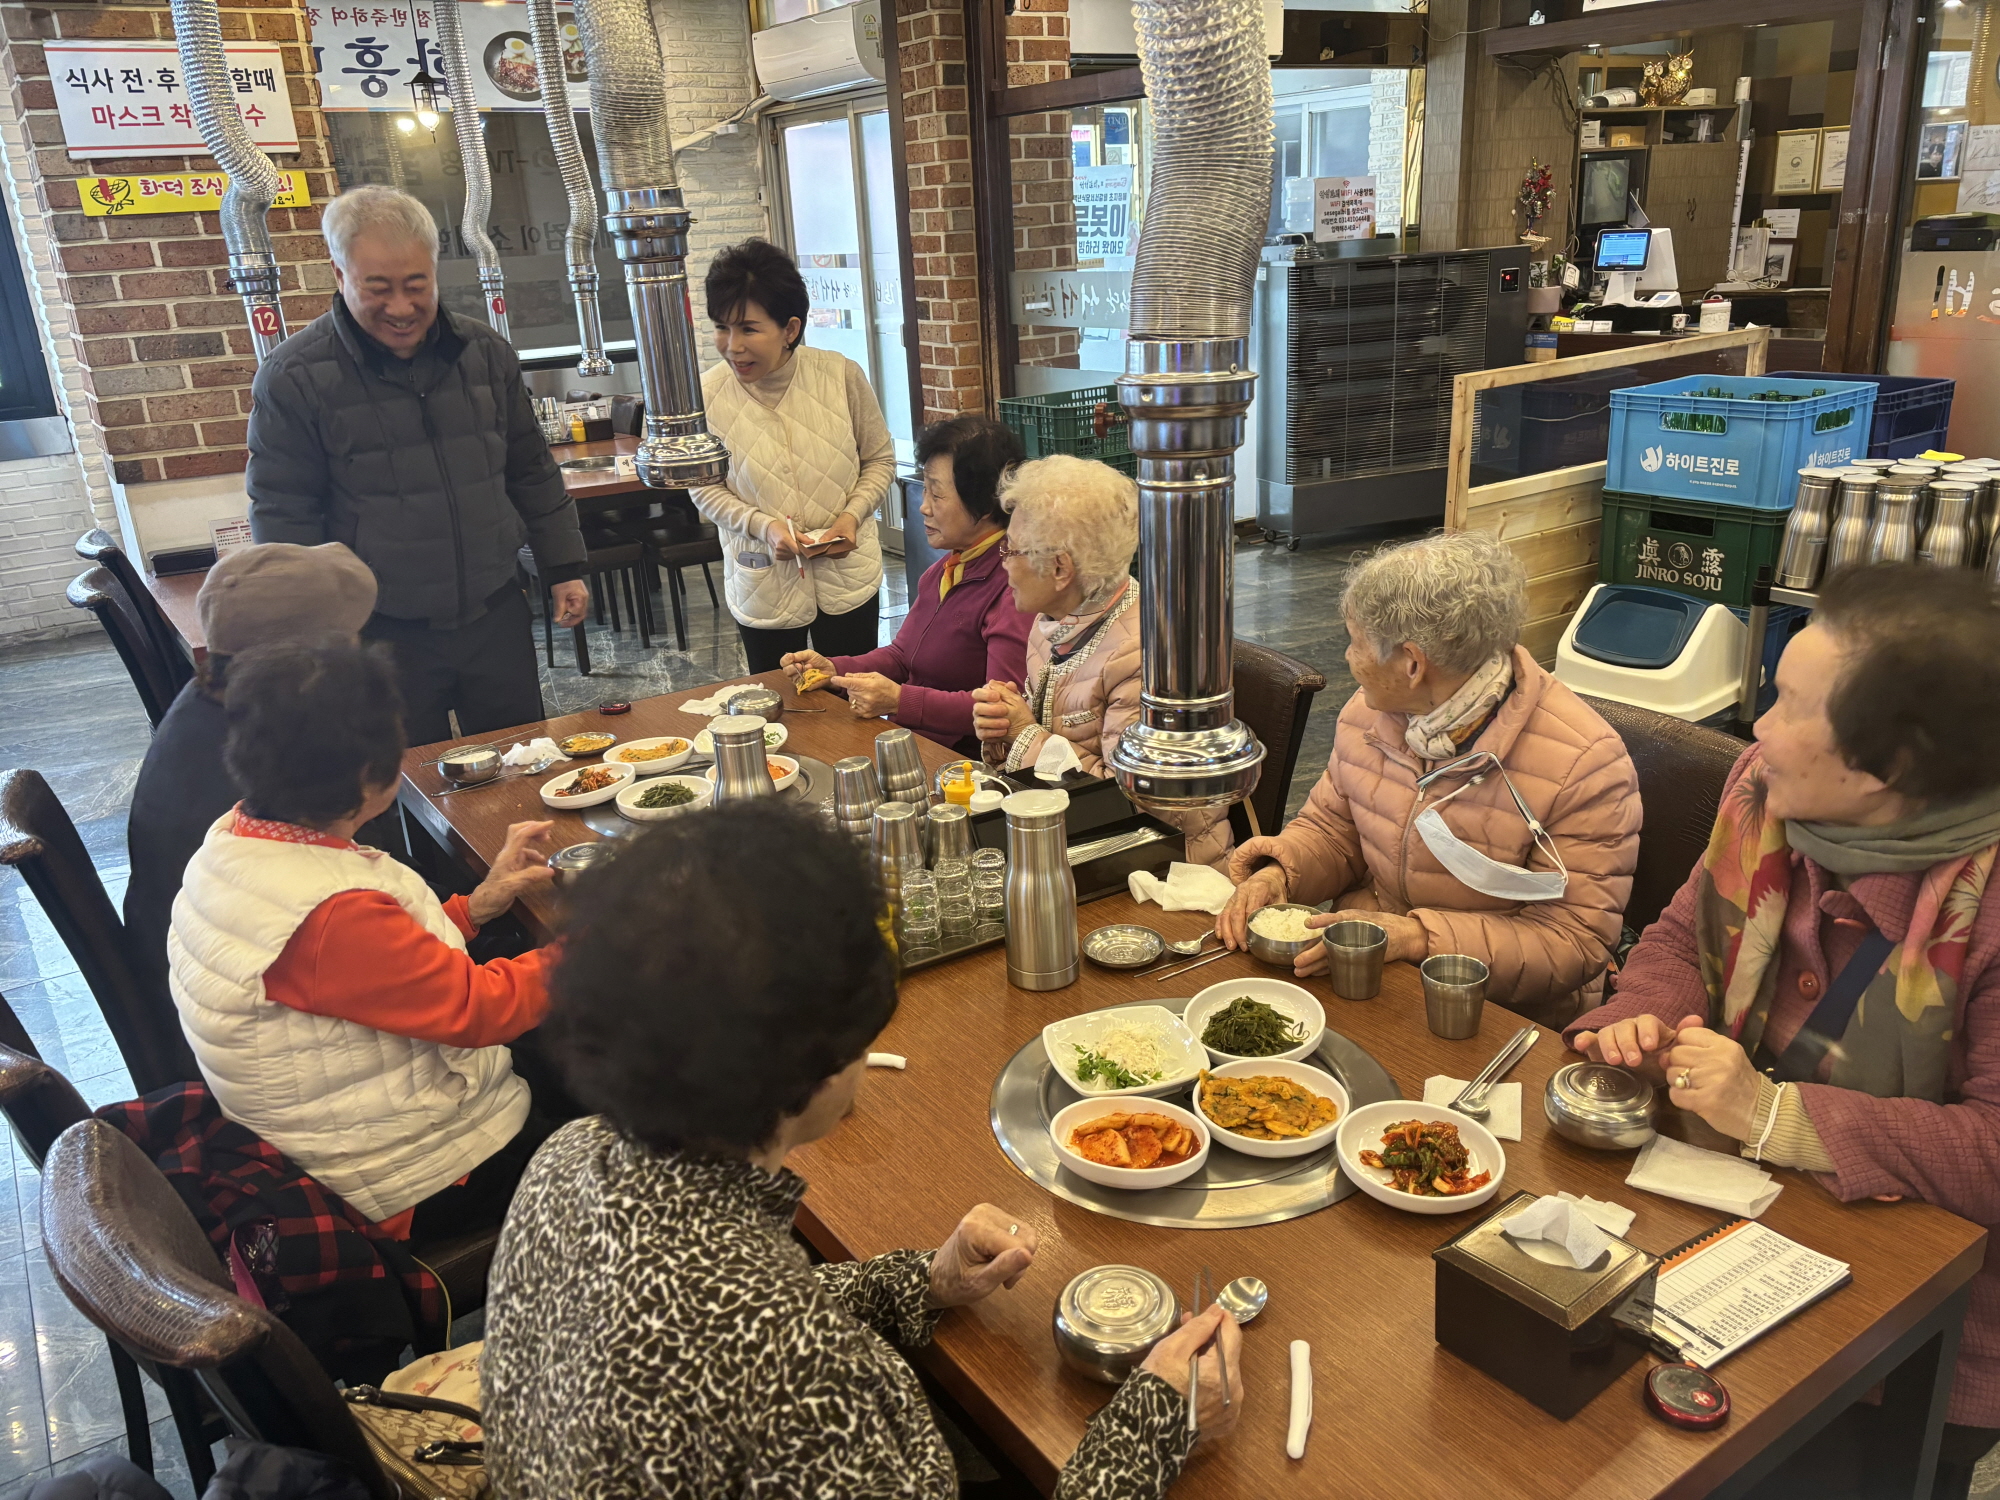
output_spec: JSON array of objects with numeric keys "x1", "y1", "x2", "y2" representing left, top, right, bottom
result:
[
  {"x1": 1340, "y1": 530, "x2": 1527, "y2": 674},
  {"x1": 323, "y1": 185, "x2": 438, "y2": 268},
  {"x1": 999, "y1": 454, "x2": 1138, "y2": 608}
]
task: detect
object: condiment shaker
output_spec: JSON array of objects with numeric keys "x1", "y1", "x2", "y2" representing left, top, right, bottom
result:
[
  {"x1": 1865, "y1": 484, "x2": 1920, "y2": 565},
  {"x1": 709, "y1": 715, "x2": 775, "y2": 806},
  {"x1": 1002, "y1": 788, "x2": 1078, "y2": 991},
  {"x1": 1824, "y1": 472, "x2": 1878, "y2": 577},
  {"x1": 1777, "y1": 467, "x2": 1842, "y2": 590},
  {"x1": 1920, "y1": 481, "x2": 1979, "y2": 569}
]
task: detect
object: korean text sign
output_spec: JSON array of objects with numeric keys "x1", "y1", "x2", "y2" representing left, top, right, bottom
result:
[
  {"x1": 47, "y1": 40, "x2": 298, "y2": 159},
  {"x1": 1312, "y1": 175, "x2": 1377, "y2": 243},
  {"x1": 308, "y1": 0, "x2": 588, "y2": 113}
]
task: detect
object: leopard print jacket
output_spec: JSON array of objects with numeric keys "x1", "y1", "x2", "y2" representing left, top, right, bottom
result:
[{"x1": 483, "y1": 1117, "x2": 1195, "y2": 1498}]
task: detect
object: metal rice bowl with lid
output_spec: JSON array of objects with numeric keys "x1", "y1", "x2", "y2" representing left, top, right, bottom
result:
[
  {"x1": 1544, "y1": 1062, "x2": 1658, "y2": 1151},
  {"x1": 1053, "y1": 1265, "x2": 1182, "y2": 1384}
]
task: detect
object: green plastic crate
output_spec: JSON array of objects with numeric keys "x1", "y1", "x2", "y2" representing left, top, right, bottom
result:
[
  {"x1": 1599, "y1": 491, "x2": 1789, "y2": 610},
  {"x1": 997, "y1": 385, "x2": 1134, "y2": 468}
]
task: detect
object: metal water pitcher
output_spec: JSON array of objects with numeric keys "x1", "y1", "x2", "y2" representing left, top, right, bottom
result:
[
  {"x1": 1002, "y1": 788, "x2": 1077, "y2": 991},
  {"x1": 1865, "y1": 486, "x2": 1920, "y2": 565},
  {"x1": 1920, "y1": 482, "x2": 1979, "y2": 569},
  {"x1": 1825, "y1": 473, "x2": 1879, "y2": 577},
  {"x1": 1777, "y1": 467, "x2": 1842, "y2": 589},
  {"x1": 709, "y1": 716, "x2": 775, "y2": 806}
]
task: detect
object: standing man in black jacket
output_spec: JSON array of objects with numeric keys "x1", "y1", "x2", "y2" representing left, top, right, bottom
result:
[{"x1": 247, "y1": 184, "x2": 589, "y2": 744}]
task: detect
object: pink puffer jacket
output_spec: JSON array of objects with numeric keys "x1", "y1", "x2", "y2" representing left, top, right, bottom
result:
[{"x1": 1259, "y1": 647, "x2": 1641, "y2": 1023}]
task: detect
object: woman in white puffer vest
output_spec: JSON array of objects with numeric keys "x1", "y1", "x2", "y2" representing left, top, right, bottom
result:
[
  {"x1": 691, "y1": 239, "x2": 896, "y2": 674},
  {"x1": 169, "y1": 639, "x2": 562, "y2": 1236}
]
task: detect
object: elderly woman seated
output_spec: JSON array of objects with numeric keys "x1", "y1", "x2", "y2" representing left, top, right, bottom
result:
[
  {"x1": 971, "y1": 454, "x2": 1231, "y2": 864},
  {"x1": 169, "y1": 639, "x2": 559, "y2": 1238},
  {"x1": 783, "y1": 414, "x2": 1032, "y2": 756},
  {"x1": 1218, "y1": 530, "x2": 1640, "y2": 1025},
  {"x1": 1569, "y1": 564, "x2": 2000, "y2": 1500},
  {"x1": 483, "y1": 803, "x2": 1242, "y2": 1496}
]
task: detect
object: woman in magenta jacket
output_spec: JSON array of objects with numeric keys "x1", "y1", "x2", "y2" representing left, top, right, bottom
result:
[{"x1": 783, "y1": 415, "x2": 1032, "y2": 757}]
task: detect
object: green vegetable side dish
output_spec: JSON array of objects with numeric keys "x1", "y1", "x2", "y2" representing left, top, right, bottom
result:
[
  {"x1": 1201, "y1": 996, "x2": 1308, "y2": 1057},
  {"x1": 635, "y1": 781, "x2": 697, "y2": 809},
  {"x1": 1071, "y1": 1046, "x2": 1160, "y2": 1091}
]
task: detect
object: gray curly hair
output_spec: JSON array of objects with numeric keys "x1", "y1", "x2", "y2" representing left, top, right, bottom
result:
[
  {"x1": 999, "y1": 455, "x2": 1138, "y2": 610},
  {"x1": 324, "y1": 185, "x2": 439, "y2": 269},
  {"x1": 1340, "y1": 530, "x2": 1527, "y2": 674}
]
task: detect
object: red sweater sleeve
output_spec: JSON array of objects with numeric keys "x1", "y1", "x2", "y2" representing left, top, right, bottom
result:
[{"x1": 262, "y1": 890, "x2": 552, "y2": 1047}]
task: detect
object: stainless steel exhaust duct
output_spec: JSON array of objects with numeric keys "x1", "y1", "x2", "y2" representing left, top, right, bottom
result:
[
  {"x1": 529, "y1": 0, "x2": 613, "y2": 377},
  {"x1": 1108, "y1": 0, "x2": 1273, "y2": 815},
  {"x1": 170, "y1": 0, "x2": 287, "y2": 362},
  {"x1": 571, "y1": 0, "x2": 728, "y2": 488},
  {"x1": 434, "y1": 0, "x2": 511, "y2": 339}
]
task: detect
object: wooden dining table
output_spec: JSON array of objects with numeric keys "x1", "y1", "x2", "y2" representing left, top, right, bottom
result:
[{"x1": 398, "y1": 673, "x2": 1987, "y2": 1500}]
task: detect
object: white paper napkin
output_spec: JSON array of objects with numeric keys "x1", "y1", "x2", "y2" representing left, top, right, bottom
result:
[
  {"x1": 866, "y1": 1052, "x2": 906, "y2": 1069},
  {"x1": 1421, "y1": 1076, "x2": 1522, "y2": 1140},
  {"x1": 1503, "y1": 1195, "x2": 1614, "y2": 1269},
  {"x1": 680, "y1": 687, "x2": 744, "y2": 716},
  {"x1": 1557, "y1": 1190, "x2": 1637, "y2": 1238},
  {"x1": 502, "y1": 737, "x2": 567, "y2": 767},
  {"x1": 1033, "y1": 732, "x2": 1082, "y2": 782},
  {"x1": 1286, "y1": 1340, "x2": 1313, "y2": 1460},
  {"x1": 1128, "y1": 862, "x2": 1237, "y2": 915},
  {"x1": 1626, "y1": 1133, "x2": 1783, "y2": 1219}
]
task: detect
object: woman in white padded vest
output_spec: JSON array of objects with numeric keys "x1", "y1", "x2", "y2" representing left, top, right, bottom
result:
[{"x1": 692, "y1": 240, "x2": 897, "y2": 674}]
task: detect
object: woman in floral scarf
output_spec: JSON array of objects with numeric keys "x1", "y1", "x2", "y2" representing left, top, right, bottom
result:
[{"x1": 1570, "y1": 563, "x2": 2000, "y2": 1500}]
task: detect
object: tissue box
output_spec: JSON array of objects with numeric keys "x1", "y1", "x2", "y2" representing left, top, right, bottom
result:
[{"x1": 1433, "y1": 1190, "x2": 1658, "y2": 1419}]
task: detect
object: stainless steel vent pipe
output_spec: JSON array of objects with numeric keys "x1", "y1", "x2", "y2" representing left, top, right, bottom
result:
[
  {"x1": 1108, "y1": 0, "x2": 1272, "y2": 814},
  {"x1": 571, "y1": 0, "x2": 728, "y2": 488},
  {"x1": 170, "y1": 0, "x2": 287, "y2": 362},
  {"x1": 434, "y1": 0, "x2": 511, "y2": 339},
  {"x1": 529, "y1": 0, "x2": 613, "y2": 376}
]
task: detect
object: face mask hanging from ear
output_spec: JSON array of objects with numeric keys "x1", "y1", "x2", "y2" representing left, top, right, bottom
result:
[{"x1": 1412, "y1": 751, "x2": 1570, "y2": 903}]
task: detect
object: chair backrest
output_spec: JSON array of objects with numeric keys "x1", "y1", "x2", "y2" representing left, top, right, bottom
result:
[
  {"x1": 0, "y1": 768, "x2": 201, "y2": 1094},
  {"x1": 40, "y1": 1119, "x2": 397, "y2": 1499},
  {"x1": 75, "y1": 527, "x2": 192, "y2": 691},
  {"x1": 66, "y1": 567, "x2": 182, "y2": 728},
  {"x1": 1579, "y1": 694, "x2": 1745, "y2": 935},
  {"x1": 0, "y1": 1038, "x2": 91, "y2": 1169},
  {"x1": 1229, "y1": 641, "x2": 1329, "y2": 839}
]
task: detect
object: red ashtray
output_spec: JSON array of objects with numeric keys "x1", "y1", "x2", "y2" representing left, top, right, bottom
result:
[{"x1": 1645, "y1": 1362, "x2": 1730, "y2": 1430}]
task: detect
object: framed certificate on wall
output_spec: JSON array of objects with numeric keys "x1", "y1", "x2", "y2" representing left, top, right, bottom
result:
[
  {"x1": 1819, "y1": 128, "x2": 1850, "y2": 192},
  {"x1": 1774, "y1": 131, "x2": 1821, "y2": 194}
]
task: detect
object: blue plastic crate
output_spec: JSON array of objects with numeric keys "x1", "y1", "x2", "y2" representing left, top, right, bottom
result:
[
  {"x1": 1769, "y1": 371, "x2": 1954, "y2": 460},
  {"x1": 1607, "y1": 375, "x2": 1879, "y2": 507}
]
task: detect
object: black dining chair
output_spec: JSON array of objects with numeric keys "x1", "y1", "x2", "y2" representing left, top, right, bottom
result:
[
  {"x1": 65, "y1": 568, "x2": 186, "y2": 729},
  {"x1": 1227, "y1": 641, "x2": 1328, "y2": 843},
  {"x1": 519, "y1": 542, "x2": 655, "y2": 676},
  {"x1": 75, "y1": 529, "x2": 193, "y2": 691}
]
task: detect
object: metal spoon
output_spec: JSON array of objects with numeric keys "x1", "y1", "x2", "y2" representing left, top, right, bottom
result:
[
  {"x1": 1167, "y1": 927, "x2": 1215, "y2": 958},
  {"x1": 1450, "y1": 1027, "x2": 1539, "y2": 1121},
  {"x1": 1216, "y1": 1276, "x2": 1269, "y2": 1325}
]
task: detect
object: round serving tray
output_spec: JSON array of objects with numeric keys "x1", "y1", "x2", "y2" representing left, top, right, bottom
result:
[
  {"x1": 577, "y1": 753, "x2": 837, "y2": 839},
  {"x1": 989, "y1": 997, "x2": 1399, "y2": 1231}
]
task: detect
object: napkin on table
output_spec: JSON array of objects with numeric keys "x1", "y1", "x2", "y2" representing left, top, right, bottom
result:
[
  {"x1": 1422, "y1": 1076, "x2": 1522, "y2": 1140},
  {"x1": 502, "y1": 737, "x2": 567, "y2": 766},
  {"x1": 1128, "y1": 862, "x2": 1236, "y2": 915},
  {"x1": 1033, "y1": 732, "x2": 1082, "y2": 782},
  {"x1": 1557, "y1": 1190, "x2": 1637, "y2": 1238},
  {"x1": 680, "y1": 686, "x2": 743, "y2": 716},
  {"x1": 1626, "y1": 1133, "x2": 1783, "y2": 1218},
  {"x1": 1503, "y1": 1194, "x2": 1614, "y2": 1269}
]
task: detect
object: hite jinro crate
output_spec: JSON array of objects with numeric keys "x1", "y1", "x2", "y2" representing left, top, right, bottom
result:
[{"x1": 1605, "y1": 375, "x2": 1878, "y2": 507}]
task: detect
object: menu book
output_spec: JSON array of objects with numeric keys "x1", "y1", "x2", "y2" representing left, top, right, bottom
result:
[{"x1": 1644, "y1": 1219, "x2": 1851, "y2": 1368}]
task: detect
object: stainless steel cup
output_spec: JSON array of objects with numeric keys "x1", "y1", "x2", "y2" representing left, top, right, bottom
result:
[
  {"x1": 926, "y1": 803, "x2": 975, "y2": 865},
  {"x1": 832, "y1": 755, "x2": 883, "y2": 837},
  {"x1": 1323, "y1": 919, "x2": 1387, "y2": 1001},
  {"x1": 875, "y1": 726, "x2": 932, "y2": 807},
  {"x1": 872, "y1": 801, "x2": 927, "y2": 913},
  {"x1": 709, "y1": 715, "x2": 775, "y2": 806},
  {"x1": 1422, "y1": 953, "x2": 1490, "y2": 1040}
]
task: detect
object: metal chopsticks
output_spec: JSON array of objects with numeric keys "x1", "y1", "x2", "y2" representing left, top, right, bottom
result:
[
  {"x1": 1448, "y1": 1027, "x2": 1539, "y2": 1117},
  {"x1": 1204, "y1": 1263, "x2": 1231, "y2": 1410},
  {"x1": 1152, "y1": 947, "x2": 1236, "y2": 983}
]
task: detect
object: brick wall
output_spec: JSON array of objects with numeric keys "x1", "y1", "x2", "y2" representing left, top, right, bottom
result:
[
  {"x1": 1369, "y1": 69, "x2": 1406, "y2": 236},
  {"x1": 0, "y1": 0, "x2": 337, "y2": 495},
  {"x1": 897, "y1": 0, "x2": 983, "y2": 423},
  {"x1": 1004, "y1": 0, "x2": 1073, "y2": 368}
]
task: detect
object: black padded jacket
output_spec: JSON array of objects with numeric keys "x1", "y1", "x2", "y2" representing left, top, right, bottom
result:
[{"x1": 245, "y1": 300, "x2": 585, "y2": 627}]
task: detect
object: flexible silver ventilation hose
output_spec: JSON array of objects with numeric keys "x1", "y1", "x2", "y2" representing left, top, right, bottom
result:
[
  {"x1": 572, "y1": 0, "x2": 728, "y2": 488},
  {"x1": 529, "y1": 0, "x2": 612, "y2": 376},
  {"x1": 170, "y1": 0, "x2": 288, "y2": 362},
  {"x1": 1110, "y1": 0, "x2": 1273, "y2": 814},
  {"x1": 434, "y1": 0, "x2": 510, "y2": 338}
]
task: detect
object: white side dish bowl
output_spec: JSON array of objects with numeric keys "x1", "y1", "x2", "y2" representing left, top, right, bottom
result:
[
  {"x1": 1334, "y1": 1099, "x2": 1506, "y2": 1215},
  {"x1": 1184, "y1": 979, "x2": 1327, "y2": 1065},
  {"x1": 1049, "y1": 1097, "x2": 1210, "y2": 1190},
  {"x1": 1041, "y1": 1005, "x2": 1206, "y2": 1098},
  {"x1": 614, "y1": 774, "x2": 711, "y2": 822},
  {"x1": 608, "y1": 736, "x2": 694, "y2": 774},
  {"x1": 1196, "y1": 1058, "x2": 1349, "y2": 1159},
  {"x1": 538, "y1": 761, "x2": 637, "y2": 809}
]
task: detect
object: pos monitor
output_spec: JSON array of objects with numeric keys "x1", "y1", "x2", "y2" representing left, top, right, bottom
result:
[{"x1": 1594, "y1": 227, "x2": 1681, "y2": 306}]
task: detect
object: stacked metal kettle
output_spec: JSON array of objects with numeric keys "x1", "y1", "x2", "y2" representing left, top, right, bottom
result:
[{"x1": 1778, "y1": 458, "x2": 2000, "y2": 590}]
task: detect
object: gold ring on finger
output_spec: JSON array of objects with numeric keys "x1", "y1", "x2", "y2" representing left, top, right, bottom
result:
[{"x1": 1675, "y1": 1069, "x2": 1692, "y2": 1090}]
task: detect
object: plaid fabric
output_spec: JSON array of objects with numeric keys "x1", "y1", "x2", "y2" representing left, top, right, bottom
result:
[{"x1": 98, "y1": 1083, "x2": 446, "y2": 1368}]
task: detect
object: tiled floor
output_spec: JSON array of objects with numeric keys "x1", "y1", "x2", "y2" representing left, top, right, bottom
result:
[{"x1": 10, "y1": 535, "x2": 1988, "y2": 1497}]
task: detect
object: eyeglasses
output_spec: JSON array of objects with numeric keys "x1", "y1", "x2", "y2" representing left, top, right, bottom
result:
[{"x1": 998, "y1": 535, "x2": 1059, "y2": 561}]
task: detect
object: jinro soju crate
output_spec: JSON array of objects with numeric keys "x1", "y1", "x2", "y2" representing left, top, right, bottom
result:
[
  {"x1": 1606, "y1": 375, "x2": 1878, "y2": 506},
  {"x1": 1600, "y1": 492, "x2": 1788, "y2": 609}
]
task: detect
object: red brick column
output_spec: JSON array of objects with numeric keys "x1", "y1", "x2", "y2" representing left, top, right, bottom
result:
[
  {"x1": 897, "y1": 0, "x2": 984, "y2": 423},
  {"x1": 1004, "y1": 0, "x2": 1074, "y2": 368}
]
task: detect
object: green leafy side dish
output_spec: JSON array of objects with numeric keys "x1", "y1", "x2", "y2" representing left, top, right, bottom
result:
[
  {"x1": 635, "y1": 780, "x2": 697, "y2": 809},
  {"x1": 1201, "y1": 996, "x2": 1308, "y2": 1057},
  {"x1": 1071, "y1": 1046, "x2": 1160, "y2": 1091}
]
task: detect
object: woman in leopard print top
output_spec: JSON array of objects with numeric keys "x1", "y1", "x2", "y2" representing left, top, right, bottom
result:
[{"x1": 483, "y1": 805, "x2": 1242, "y2": 1498}]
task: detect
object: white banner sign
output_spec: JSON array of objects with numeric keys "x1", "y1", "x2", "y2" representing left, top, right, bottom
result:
[
  {"x1": 1073, "y1": 164, "x2": 1134, "y2": 263},
  {"x1": 1313, "y1": 175, "x2": 1377, "y2": 243},
  {"x1": 47, "y1": 40, "x2": 298, "y2": 159},
  {"x1": 1010, "y1": 269, "x2": 1131, "y2": 330},
  {"x1": 308, "y1": 0, "x2": 587, "y2": 113}
]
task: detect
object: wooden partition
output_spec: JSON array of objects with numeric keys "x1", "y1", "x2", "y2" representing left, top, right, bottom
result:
[{"x1": 1443, "y1": 328, "x2": 1771, "y2": 664}]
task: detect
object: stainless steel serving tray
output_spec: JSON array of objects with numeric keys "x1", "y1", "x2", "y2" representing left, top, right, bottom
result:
[
  {"x1": 989, "y1": 998, "x2": 1399, "y2": 1230},
  {"x1": 577, "y1": 753, "x2": 837, "y2": 838}
]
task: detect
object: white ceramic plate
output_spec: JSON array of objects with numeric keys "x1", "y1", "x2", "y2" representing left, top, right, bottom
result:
[
  {"x1": 1184, "y1": 978, "x2": 1327, "y2": 1065},
  {"x1": 704, "y1": 753, "x2": 800, "y2": 794},
  {"x1": 1195, "y1": 1058, "x2": 1349, "y2": 1159},
  {"x1": 1334, "y1": 1099, "x2": 1506, "y2": 1215},
  {"x1": 538, "y1": 760, "x2": 636, "y2": 809},
  {"x1": 692, "y1": 721, "x2": 788, "y2": 757},
  {"x1": 1049, "y1": 1096, "x2": 1210, "y2": 1190},
  {"x1": 1041, "y1": 1004, "x2": 1207, "y2": 1099},
  {"x1": 607, "y1": 736, "x2": 694, "y2": 774},
  {"x1": 614, "y1": 774, "x2": 711, "y2": 822}
]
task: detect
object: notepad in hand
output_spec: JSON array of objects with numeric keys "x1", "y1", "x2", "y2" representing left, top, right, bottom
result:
[{"x1": 1648, "y1": 1219, "x2": 1851, "y2": 1368}]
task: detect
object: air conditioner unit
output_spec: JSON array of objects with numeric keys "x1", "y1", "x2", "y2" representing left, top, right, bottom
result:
[{"x1": 752, "y1": 4, "x2": 886, "y2": 102}]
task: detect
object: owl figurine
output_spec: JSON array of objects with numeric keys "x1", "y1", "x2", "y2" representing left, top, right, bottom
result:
[{"x1": 1642, "y1": 50, "x2": 1695, "y2": 106}]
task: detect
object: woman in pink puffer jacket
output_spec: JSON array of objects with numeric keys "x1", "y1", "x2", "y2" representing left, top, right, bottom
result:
[{"x1": 1218, "y1": 531, "x2": 1640, "y2": 1025}]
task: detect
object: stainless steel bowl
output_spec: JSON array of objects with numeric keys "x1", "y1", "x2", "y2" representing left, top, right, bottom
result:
[
  {"x1": 559, "y1": 455, "x2": 618, "y2": 472},
  {"x1": 438, "y1": 747, "x2": 501, "y2": 785},
  {"x1": 1244, "y1": 903, "x2": 1323, "y2": 966},
  {"x1": 1544, "y1": 1061, "x2": 1658, "y2": 1151},
  {"x1": 1053, "y1": 1265, "x2": 1182, "y2": 1385},
  {"x1": 548, "y1": 841, "x2": 615, "y2": 887},
  {"x1": 1082, "y1": 924, "x2": 1166, "y2": 970},
  {"x1": 727, "y1": 686, "x2": 784, "y2": 720}
]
